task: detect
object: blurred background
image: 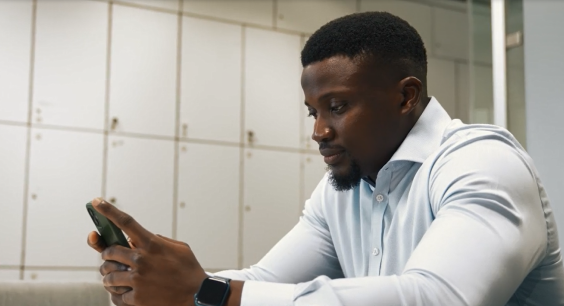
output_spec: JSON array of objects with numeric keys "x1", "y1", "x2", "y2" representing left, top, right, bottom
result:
[{"x1": 0, "y1": 0, "x2": 561, "y2": 283}]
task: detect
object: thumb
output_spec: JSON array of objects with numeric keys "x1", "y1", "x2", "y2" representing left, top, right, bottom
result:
[{"x1": 87, "y1": 231, "x2": 106, "y2": 253}]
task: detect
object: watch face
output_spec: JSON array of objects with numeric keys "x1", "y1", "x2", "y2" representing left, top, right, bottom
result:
[{"x1": 196, "y1": 278, "x2": 229, "y2": 306}]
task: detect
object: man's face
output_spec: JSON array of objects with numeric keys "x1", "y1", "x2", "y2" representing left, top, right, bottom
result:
[{"x1": 301, "y1": 56, "x2": 407, "y2": 191}]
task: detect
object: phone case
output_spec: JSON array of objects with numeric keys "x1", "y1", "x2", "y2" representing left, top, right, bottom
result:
[{"x1": 86, "y1": 202, "x2": 130, "y2": 248}]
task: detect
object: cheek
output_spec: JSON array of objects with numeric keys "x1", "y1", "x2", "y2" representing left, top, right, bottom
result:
[
  {"x1": 339, "y1": 110, "x2": 389, "y2": 161},
  {"x1": 336, "y1": 112, "x2": 374, "y2": 151}
]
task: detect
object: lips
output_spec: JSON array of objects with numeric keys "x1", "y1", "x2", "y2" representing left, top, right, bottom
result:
[
  {"x1": 320, "y1": 148, "x2": 345, "y2": 165},
  {"x1": 323, "y1": 152, "x2": 344, "y2": 165}
]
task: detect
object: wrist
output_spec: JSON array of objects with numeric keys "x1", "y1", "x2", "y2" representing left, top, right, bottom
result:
[
  {"x1": 224, "y1": 280, "x2": 244, "y2": 306},
  {"x1": 194, "y1": 276, "x2": 239, "y2": 306},
  {"x1": 189, "y1": 273, "x2": 209, "y2": 306}
]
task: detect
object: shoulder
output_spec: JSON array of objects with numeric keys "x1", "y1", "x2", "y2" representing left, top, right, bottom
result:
[
  {"x1": 430, "y1": 121, "x2": 532, "y2": 174},
  {"x1": 439, "y1": 121, "x2": 527, "y2": 161},
  {"x1": 423, "y1": 122, "x2": 539, "y2": 211}
]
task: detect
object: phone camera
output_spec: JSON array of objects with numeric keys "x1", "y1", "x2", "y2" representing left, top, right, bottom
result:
[{"x1": 87, "y1": 208, "x2": 100, "y2": 226}]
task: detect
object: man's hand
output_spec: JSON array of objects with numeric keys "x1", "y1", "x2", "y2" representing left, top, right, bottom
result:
[
  {"x1": 87, "y1": 220, "x2": 133, "y2": 301},
  {"x1": 86, "y1": 198, "x2": 208, "y2": 306}
]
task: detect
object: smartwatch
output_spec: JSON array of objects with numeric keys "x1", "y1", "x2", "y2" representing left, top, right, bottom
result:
[{"x1": 194, "y1": 276, "x2": 231, "y2": 306}]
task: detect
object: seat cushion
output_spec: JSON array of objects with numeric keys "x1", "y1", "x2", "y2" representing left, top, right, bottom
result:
[{"x1": 0, "y1": 281, "x2": 108, "y2": 306}]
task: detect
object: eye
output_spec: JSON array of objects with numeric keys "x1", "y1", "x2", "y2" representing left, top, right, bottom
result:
[
  {"x1": 330, "y1": 104, "x2": 346, "y2": 114},
  {"x1": 307, "y1": 110, "x2": 317, "y2": 119},
  {"x1": 306, "y1": 107, "x2": 317, "y2": 119}
]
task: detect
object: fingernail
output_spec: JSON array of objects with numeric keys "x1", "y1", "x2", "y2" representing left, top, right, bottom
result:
[
  {"x1": 88, "y1": 232, "x2": 99, "y2": 244},
  {"x1": 92, "y1": 197, "x2": 103, "y2": 206}
]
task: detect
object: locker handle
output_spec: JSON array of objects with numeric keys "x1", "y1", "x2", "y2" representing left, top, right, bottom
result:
[
  {"x1": 247, "y1": 130, "x2": 255, "y2": 144},
  {"x1": 111, "y1": 117, "x2": 119, "y2": 131}
]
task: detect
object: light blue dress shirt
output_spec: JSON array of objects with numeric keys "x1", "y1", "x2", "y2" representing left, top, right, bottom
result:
[{"x1": 216, "y1": 98, "x2": 564, "y2": 305}]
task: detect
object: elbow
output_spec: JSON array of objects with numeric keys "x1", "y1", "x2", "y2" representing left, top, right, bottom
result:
[{"x1": 398, "y1": 270, "x2": 470, "y2": 306}]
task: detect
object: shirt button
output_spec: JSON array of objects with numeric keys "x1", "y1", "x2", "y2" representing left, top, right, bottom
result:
[
  {"x1": 376, "y1": 194, "x2": 384, "y2": 202},
  {"x1": 372, "y1": 248, "x2": 380, "y2": 256}
]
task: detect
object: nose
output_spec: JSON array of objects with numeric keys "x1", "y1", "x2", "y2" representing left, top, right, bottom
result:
[{"x1": 312, "y1": 115, "x2": 334, "y2": 143}]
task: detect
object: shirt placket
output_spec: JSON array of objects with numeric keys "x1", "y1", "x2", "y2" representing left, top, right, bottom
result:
[{"x1": 368, "y1": 166, "x2": 392, "y2": 276}]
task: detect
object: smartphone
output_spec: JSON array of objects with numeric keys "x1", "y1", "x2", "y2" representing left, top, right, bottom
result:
[{"x1": 86, "y1": 202, "x2": 130, "y2": 248}]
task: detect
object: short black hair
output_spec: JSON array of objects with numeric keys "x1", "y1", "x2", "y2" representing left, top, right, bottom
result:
[{"x1": 301, "y1": 12, "x2": 427, "y2": 84}]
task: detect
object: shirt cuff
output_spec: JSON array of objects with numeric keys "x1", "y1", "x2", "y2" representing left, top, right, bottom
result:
[{"x1": 241, "y1": 280, "x2": 296, "y2": 306}]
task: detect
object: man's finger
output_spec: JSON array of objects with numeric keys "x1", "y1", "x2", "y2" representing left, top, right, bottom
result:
[
  {"x1": 105, "y1": 285, "x2": 132, "y2": 295},
  {"x1": 101, "y1": 245, "x2": 136, "y2": 267},
  {"x1": 127, "y1": 237, "x2": 136, "y2": 249},
  {"x1": 121, "y1": 289, "x2": 137, "y2": 306},
  {"x1": 156, "y1": 234, "x2": 189, "y2": 247},
  {"x1": 92, "y1": 197, "x2": 152, "y2": 248},
  {"x1": 103, "y1": 271, "x2": 132, "y2": 287},
  {"x1": 110, "y1": 293, "x2": 132, "y2": 306},
  {"x1": 100, "y1": 260, "x2": 129, "y2": 276},
  {"x1": 87, "y1": 231, "x2": 106, "y2": 253}
]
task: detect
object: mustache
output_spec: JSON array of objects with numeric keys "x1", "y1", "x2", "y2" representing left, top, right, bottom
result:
[{"x1": 318, "y1": 142, "x2": 345, "y2": 151}]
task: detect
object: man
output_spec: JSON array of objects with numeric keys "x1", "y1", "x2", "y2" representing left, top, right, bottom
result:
[{"x1": 88, "y1": 12, "x2": 564, "y2": 306}]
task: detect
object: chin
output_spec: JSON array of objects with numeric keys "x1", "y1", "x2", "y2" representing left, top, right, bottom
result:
[{"x1": 327, "y1": 157, "x2": 362, "y2": 192}]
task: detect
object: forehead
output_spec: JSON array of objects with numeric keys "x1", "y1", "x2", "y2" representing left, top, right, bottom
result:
[
  {"x1": 301, "y1": 56, "x2": 392, "y2": 99},
  {"x1": 301, "y1": 56, "x2": 360, "y2": 91}
]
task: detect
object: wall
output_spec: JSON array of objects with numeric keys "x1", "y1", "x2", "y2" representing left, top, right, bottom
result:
[
  {"x1": 0, "y1": 0, "x2": 480, "y2": 281},
  {"x1": 523, "y1": 1, "x2": 564, "y2": 249}
]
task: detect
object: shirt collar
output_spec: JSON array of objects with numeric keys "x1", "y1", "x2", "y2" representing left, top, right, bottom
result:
[
  {"x1": 361, "y1": 97, "x2": 451, "y2": 188},
  {"x1": 388, "y1": 96, "x2": 452, "y2": 164}
]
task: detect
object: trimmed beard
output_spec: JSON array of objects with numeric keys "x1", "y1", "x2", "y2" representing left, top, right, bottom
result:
[{"x1": 327, "y1": 153, "x2": 362, "y2": 192}]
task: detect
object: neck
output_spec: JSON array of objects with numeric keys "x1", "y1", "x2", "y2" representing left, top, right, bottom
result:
[{"x1": 367, "y1": 96, "x2": 430, "y2": 182}]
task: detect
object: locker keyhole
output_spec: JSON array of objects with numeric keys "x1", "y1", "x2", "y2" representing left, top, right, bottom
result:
[
  {"x1": 111, "y1": 117, "x2": 119, "y2": 131},
  {"x1": 247, "y1": 130, "x2": 255, "y2": 144}
]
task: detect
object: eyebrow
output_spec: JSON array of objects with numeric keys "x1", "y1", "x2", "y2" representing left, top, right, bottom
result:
[{"x1": 304, "y1": 91, "x2": 347, "y2": 108}]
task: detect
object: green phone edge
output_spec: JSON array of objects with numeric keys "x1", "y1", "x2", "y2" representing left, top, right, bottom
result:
[{"x1": 86, "y1": 202, "x2": 130, "y2": 249}]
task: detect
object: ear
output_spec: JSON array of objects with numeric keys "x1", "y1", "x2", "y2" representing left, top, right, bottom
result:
[{"x1": 398, "y1": 76, "x2": 423, "y2": 116}]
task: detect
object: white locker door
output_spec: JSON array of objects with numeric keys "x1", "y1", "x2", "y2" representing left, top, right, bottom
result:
[
  {"x1": 32, "y1": 1, "x2": 108, "y2": 130},
  {"x1": 106, "y1": 136, "x2": 175, "y2": 237},
  {"x1": 473, "y1": 13, "x2": 493, "y2": 64},
  {"x1": 432, "y1": 7, "x2": 469, "y2": 61},
  {"x1": 180, "y1": 17, "x2": 241, "y2": 143},
  {"x1": 359, "y1": 0, "x2": 433, "y2": 51},
  {"x1": 0, "y1": 1, "x2": 32, "y2": 123},
  {"x1": 242, "y1": 148, "x2": 300, "y2": 267},
  {"x1": 302, "y1": 153, "x2": 327, "y2": 209},
  {"x1": 177, "y1": 143, "x2": 240, "y2": 270},
  {"x1": 109, "y1": 5, "x2": 178, "y2": 137},
  {"x1": 276, "y1": 0, "x2": 356, "y2": 33},
  {"x1": 119, "y1": 0, "x2": 179, "y2": 11},
  {"x1": 24, "y1": 270, "x2": 100, "y2": 281},
  {"x1": 457, "y1": 63, "x2": 494, "y2": 124},
  {"x1": 427, "y1": 58, "x2": 457, "y2": 118},
  {"x1": 182, "y1": 0, "x2": 274, "y2": 28},
  {"x1": 300, "y1": 36, "x2": 317, "y2": 151},
  {"x1": 0, "y1": 125, "x2": 27, "y2": 266},
  {"x1": 244, "y1": 28, "x2": 302, "y2": 149},
  {"x1": 302, "y1": 107, "x2": 317, "y2": 150},
  {"x1": 26, "y1": 129, "x2": 104, "y2": 267},
  {"x1": 0, "y1": 270, "x2": 20, "y2": 280}
]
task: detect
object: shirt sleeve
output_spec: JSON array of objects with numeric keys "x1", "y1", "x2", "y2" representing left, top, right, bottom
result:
[
  {"x1": 219, "y1": 138, "x2": 548, "y2": 306},
  {"x1": 214, "y1": 175, "x2": 345, "y2": 305}
]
